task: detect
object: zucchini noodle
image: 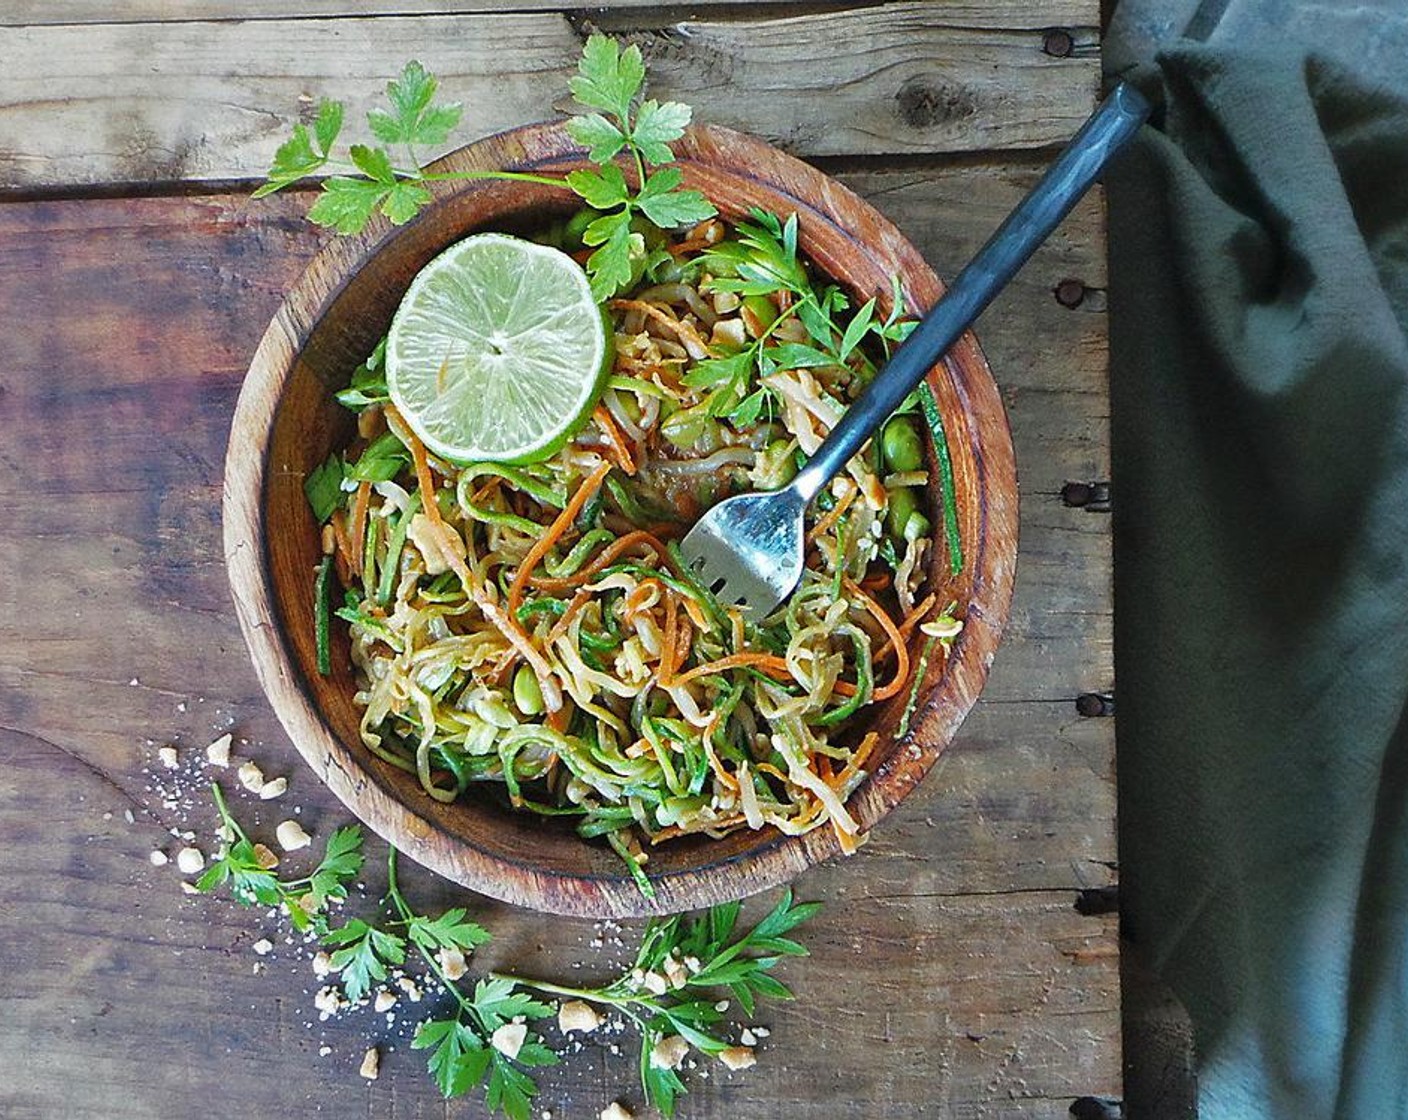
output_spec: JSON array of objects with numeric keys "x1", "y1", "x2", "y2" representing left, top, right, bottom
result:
[{"x1": 314, "y1": 214, "x2": 965, "y2": 877}]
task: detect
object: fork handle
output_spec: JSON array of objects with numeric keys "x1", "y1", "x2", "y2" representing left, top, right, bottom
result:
[{"x1": 790, "y1": 81, "x2": 1150, "y2": 503}]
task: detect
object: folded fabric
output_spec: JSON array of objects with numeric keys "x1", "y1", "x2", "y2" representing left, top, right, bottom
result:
[{"x1": 1108, "y1": 45, "x2": 1408, "y2": 1119}]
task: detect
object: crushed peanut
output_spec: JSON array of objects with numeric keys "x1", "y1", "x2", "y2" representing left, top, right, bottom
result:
[
  {"x1": 641, "y1": 970, "x2": 668, "y2": 996},
  {"x1": 158, "y1": 746, "x2": 179, "y2": 769},
  {"x1": 719, "y1": 1045, "x2": 756, "y2": 1071},
  {"x1": 237, "y1": 761, "x2": 266, "y2": 794},
  {"x1": 557, "y1": 1000, "x2": 603, "y2": 1034},
  {"x1": 148, "y1": 850, "x2": 169, "y2": 867},
  {"x1": 258, "y1": 776, "x2": 288, "y2": 800},
  {"x1": 491, "y1": 1022, "x2": 527, "y2": 1060},
  {"x1": 311, "y1": 951, "x2": 332, "y2": 978},
  {"x1": 373, "y1": 990, "x2": 397, "y2": 1013},
  {"x1": 205, "y1": 734, "x2": 232, "y2": 768},
  {"x1": 275, "y1": 820, "x2": 311, "y2": 851},
  {"x1": 650, "y1": 1034, "x2": 690, "y2": 1071},
  {"x1": 739, "y1": 1028, "x2": 757, "y2": 1046},
  {"x1": 251, "y1": 843, "x2": 280, "y2": 870},
  {"x1": 437, "y1": 946, "x2": 468, "y2": 981},
  {"x1": 252, "y1": 938, "x2": 273, "y2": 956},
  {"x1": 175, "y1": 847, "x2": 205, "y2": 874},
  {"x1": 601, "y1": 1103, "x2": 633, "y2": 1120},
  {"x1": 359, "y1": 1047, "x2": 380, "y2": 1080}
]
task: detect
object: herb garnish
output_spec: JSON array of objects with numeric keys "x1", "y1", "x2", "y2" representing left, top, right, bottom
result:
[{"x1": 255, "y1": 38, "x2": 715, "y2": 301}]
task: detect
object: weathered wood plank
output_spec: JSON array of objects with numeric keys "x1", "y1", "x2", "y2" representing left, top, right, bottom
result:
[
  {"x1": 0, "y1": 4, "x2": 1099, "y2": 191},
  {"x1": 5, "y1": 0, "x2": 1096, "y2": 27},
  {"x1": 0, "y1": 170, "x2": 1115, "y2": 1114}
]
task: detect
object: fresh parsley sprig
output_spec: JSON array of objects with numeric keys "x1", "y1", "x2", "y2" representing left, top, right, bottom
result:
[
  {"x1": 563, "y1": 35, "x2": 716, "y2": 298},
  {"x1": 383, "y1": 850, "x2": 556, "y2": 1120},
  {"x1": 255, "y1": 37, "x2": 716, "y2": 301},
  {"x1": 498, "y1": 890, "x2": 819, "y2": 1117},
  {"x1": 196, "y1": 781, "x2": 363, "y2": 932}
]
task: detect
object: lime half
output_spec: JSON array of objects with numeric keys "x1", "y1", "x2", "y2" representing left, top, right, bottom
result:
[{"x1": 386, "y1": 233, "x2": 609, "y2": 463}]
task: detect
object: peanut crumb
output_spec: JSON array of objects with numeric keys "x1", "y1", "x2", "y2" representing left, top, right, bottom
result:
[
  {"x1": 149, "y1": 850, "x2": 169, "y2": 867},
  {"x1": 237, "y1": 761, "x2": 266, "y2": 794},
  {"x1": 719, "y1": 1045, "x2": 756, "y2": 1071},
  {"x1": 438, "y1": 947, "x2": 468, "y2": 981},
  {"x1": 175, "y1": 847, "x2": 205, "y2": 874},
  {"x1": 252, "y1": 843, "x2": 280, "y2": 870},
  {"x1": 491, "y1": 1022, "x2": 527, "y2": 1060},
  {"x1": 158, "y1": 746, "x2": 179, "y2": 769},
  {"x1": 557, "y1": 1000, "x2": 603, "y2": 1034},
  {"x1": 650, "y1": 1034, "x2": 689, "y2": 1071},
  {"x1": 374, "y1": 990, "x2": 397, "y2": 1013},
  {"x1": 258, "y1": 777, "x2": 288, "y2": 800},
  {"x1": 275, "y1": 820, "x2": 311, "y2": 852},
  {"x1": 252, "y1": 938, "x2": 273, "y2": 956},
  {"x1": 311, "y1": 951, "x2": 332, "y2": 978},
  {"x1": 601, "y1": 1103, "x2": 633, "y2": 1120},
  {"x1": 359, "y1": 1047, "x2": 380, "y2": 1080},
  {"x1": 205, "y1": 734, "x2": 232, "y2": 768}
]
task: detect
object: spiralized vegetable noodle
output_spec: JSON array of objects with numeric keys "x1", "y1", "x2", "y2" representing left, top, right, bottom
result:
[{"x1": 314, "y1": 213, "x2": 962, "y2": 887}]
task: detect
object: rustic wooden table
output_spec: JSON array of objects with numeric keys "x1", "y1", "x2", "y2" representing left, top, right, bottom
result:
[{"x1": 0, "y1": 3, "x2": 1117, "y2": 1117}]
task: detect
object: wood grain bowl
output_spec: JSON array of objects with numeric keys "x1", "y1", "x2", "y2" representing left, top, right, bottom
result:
[{"x1": 223, "y1": 121, "x2": 1018, "y2": 918}]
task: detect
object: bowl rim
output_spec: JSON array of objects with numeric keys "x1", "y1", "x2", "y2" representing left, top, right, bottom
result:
[{"x1": 223, "y1": 119, "x2": 1018, "y2": 917}]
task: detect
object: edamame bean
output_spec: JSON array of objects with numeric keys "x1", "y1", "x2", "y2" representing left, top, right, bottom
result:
[
  {"x1": 563, "y1": 206, "x2": 600, "y2": 250},
  {"x1": 903, "y1": 512, "x2": 932, "y2": 544},
  {"x1": 886, "y1": 486, "x2": 920, "y2": 540},
  {"x1": 513, "y1": 665, "x2": 545, "y2": 716},
  {"x1": 881, "y1": 416, "x2": 924, "y2": 473}
]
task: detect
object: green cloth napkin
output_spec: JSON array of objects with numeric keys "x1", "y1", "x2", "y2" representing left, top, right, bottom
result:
[{"x1": 1108, "y1": 46, "x2": 1408, "y2": 1118}]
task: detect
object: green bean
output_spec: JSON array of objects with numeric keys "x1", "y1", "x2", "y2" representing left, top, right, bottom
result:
[
  {"x1": 457, "y1": 463, "x2": 565, "y2": 509},
  {"x1": 881, "y1": 416, "x2": 925, "y2": 473},
  {"x1": 314, "y1": 555, "x2": 333, "y2": 676},
  {"x1": 516, "y1": 597, "x2": 568, "y2": 624},
  {"x1": 512, "y1": 665, "x2": 545, "y2": 716},
  {"x1": 918, "y1": 383, "x2": 964, "y2": 576}
]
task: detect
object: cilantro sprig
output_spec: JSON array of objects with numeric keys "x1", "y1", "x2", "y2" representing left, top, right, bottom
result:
[
  {"x1": 256, "y1": 37, "x2": 715, "y2": 301},
  {"x1": 498, "y1": 890, "x2": 819, "y2": 1117}
]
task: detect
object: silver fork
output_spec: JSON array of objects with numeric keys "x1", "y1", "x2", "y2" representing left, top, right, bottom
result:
[{"x1": 680, "y1": 82, "x2": 1150, "y2": 614}]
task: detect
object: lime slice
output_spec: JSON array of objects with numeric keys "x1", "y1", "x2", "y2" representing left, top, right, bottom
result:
[{"x1": 386, "y1": 233, "x2": 609, "y2": 463}]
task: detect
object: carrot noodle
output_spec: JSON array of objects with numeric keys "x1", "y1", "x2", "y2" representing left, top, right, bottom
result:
[
  {"x1": 508, "y1": 460, "x2": 612, "y2": 616},
  {"x1": 593, "y1": 404, "x2": 637, "y2": 476},
  {"x1": 349, "y1": 481, "x2": 372, "y2": 577},
  {"x1": 318, "y1": 219, "x2": 961, "y2": 878},
  {"x1": 845, "y1": 576, "x2": 909, "y2": 701}
]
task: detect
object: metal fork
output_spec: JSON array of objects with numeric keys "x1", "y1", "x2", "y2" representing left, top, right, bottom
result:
[{"x1": 680, "y1": 82, "x2": 1150, "y2": 614}]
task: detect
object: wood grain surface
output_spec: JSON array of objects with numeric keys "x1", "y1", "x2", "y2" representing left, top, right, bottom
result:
[
  {"x1": 0, "y1": 2, "x2": 1117, "y2": 1116},
  {"x1": 0, "y1": 3, "x2": 1099, "y2": 191}
]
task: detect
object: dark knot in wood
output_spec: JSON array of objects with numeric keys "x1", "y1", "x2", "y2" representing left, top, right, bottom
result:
[
  {"x1": 1042, "y1": 28, "x2": 1075, "y2": 58},
  {"x1": 896, "y1": 75, "x2": 977, "y2": 129}
]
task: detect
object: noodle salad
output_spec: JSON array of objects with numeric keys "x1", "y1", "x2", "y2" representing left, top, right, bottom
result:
[{"x1": 304, "y1": 207, "x2": 963, "y2": 893}]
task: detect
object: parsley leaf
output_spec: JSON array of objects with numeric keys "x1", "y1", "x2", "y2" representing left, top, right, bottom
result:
[
  {"x1": 413, "y1": 1016, "x2": 492, "y2": 1097},
  {"x1": 636, "y1": 168, "x2": 713, "y2": 229},
  {"x1": 582, "y1": 210, "x2": 638, "y2": 301},
  {"x1": 253, "y1": 123, "x2": 327, "y2": 198},
  {"x1": 631, "y1": 99, "x2": 692, "y2": 164},
  {"x1": 569, "y1": 35, "x2": 646, "y2": 121},
  {"x1": 564, "y1": 112, "x2": 627, "y2": 162},
  {"x1": 368, "y1": 61, "x2": 464, "y2": 148},
  {"x1": 565, "y1": 164, "x2": 630, "y2": 210},
  {"x1": 323, "y1": 918, "x2": 407, "y2": 1002},
  {"x1": 407, "y1": 907, "x2": 492, "y2": 955},
  {"x1": 470, "y1": 977, "x2": 554, "y2": 1031}
]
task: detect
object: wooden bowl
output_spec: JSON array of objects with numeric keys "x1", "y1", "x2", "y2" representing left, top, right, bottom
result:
[{"x1": 224, "y1": 122, "x2": 1017, "y2": 918}]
